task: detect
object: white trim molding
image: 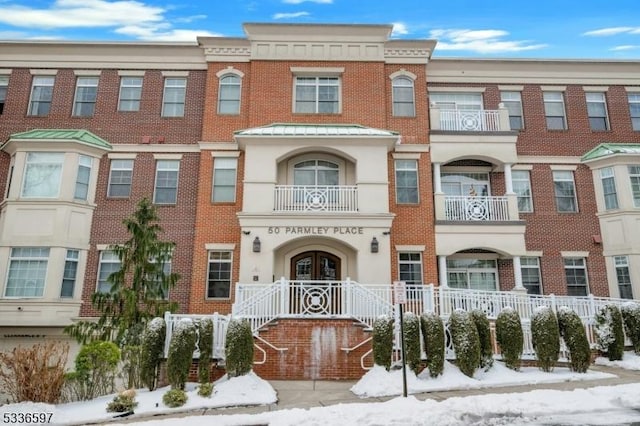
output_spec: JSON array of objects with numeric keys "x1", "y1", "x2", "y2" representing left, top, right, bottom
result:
[
  {"x1": 205, "y1": 243, "x2": 236, "y2": 251},
  {"x1": 216, "y1": 67, "x2": 245, "y2": 78},
  {"x1": 211, "y1": 151, "x2": 241, "y2": 158},
  {"x1": 395, "y1": 245, "x2": 426, "y2": 252},
  {"x1": 153, "y1": 153, "x2": 183, "y2": 160},
  {"x1": 561, "y1": 251, "x2": 589, "y2": 258},
  {"x1": 550, "y1": 164, "x2": 579, "y2": 171},
  {"x1": 389, "y1": 69, "x2": 417, "y2": 81}
]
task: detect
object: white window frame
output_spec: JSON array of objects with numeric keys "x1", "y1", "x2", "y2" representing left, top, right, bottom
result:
[
  {"x1": 429, "y1": 92, "x2": 483, "y2": 110},
  {"x1": 628, "y1": 93, "x2": 640, "y2": 131},
  {"x1": 72, "y1": 76, "x2": 99, "y2": 117},
  {"x1": 61, "y1": 249, "x2": 79, "y2": 298},
  {"x1": 614, "y1": 255, "x2": 633, "y2": 299},
  {"x1": 153, "y1": 159, "x2": 180, "y2": 205},
  {"x1": 118, "y1": 76, "x2": 143, "y2": 112},
  {"x1": 395, "y1": 159, "x2": 419, "y2": 204},
  {"x1": 0, "y1": 75, "x2": 8, "y2": 115},
  {"x1": 27, "y1": 76, "x2": 54, "y2": 116},
  {"x1": 97, "y1": 250, "x2": 120, "y2": 293},
  {"x1": 148, "y1": 251, "x2": 172, "y2": 300},
  {"x1": 553, "y1": 170, "x2": 578, "y2": 212},
  {"x1": 543, "y1": 91, "x2": 567, "y2": 130},
  {"x1": 512, "y1": 170, "x2": 533, "y2": 212},
  {"x1": 21, "y1": 152, "x2": 64, "y2": 198},
  {"x1": 206, "y1": 250, "x2": 232, "y2": 299},
  {"x1": 392, "y1": 76, "x2": 415, "y2": 117},
  {"x1": 162, "y1": 77, "x2": 186, "y2": 117},
  {"x1": 500, "y1": 91, "x2": 524, "y2": 130},
  {"x1": 564, "y1": 257, "x2": 589, "y2": 296},
  {"x1": 74, "y1": 155, "x2": 92, "y2": 201},
  {"x1": 520, "y1": 257, "x2": 542, "y2": 295},
  {"x1": 586, "y1": 92, "x2": 609, "y2": 131},
  {"x1": 294, "y1": 76, "x2": 341, "y2": 114},
  {"x1": 4, "y1": 247, "x2": 50, "y2": 298},
  {"x1": 107, "y1": 159, "x2": 134, "y2": 198},
  {"x1": 212, "y1": 157, "x2": 237, "y2": 203},
  {"x1": 629, "y1": 165, "x2": 640, "y2": 208},
  {"x1": 398, "y1": 252, "x2": 423, "y2": 285},
  {"x1": 218, "y1": 74, "x2": 241, "y2": 115},
  {"x1": 447, "y1": 258, "x2": 499, "y2": 291},
  {"x1": 600, "y1": 167, "x2": 618, "y2": 210}
]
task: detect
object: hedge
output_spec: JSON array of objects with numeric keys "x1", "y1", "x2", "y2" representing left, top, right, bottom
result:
[
  {"x1": 225, "y1": 318, "x2": 254, "y2": 377},
  {"x1": 403, "y1": 312, "x2": 422, "y2": 373},
  {"x1": 372, "y1": 315, "x2": 394, "y2": 370},
  {"x1": 140, "y1": 317, "x2": 166, "y2": 391},
  {"x1": 448, "y1": 309, "x2": 481, "y2": 378},
  {"x1": 557, "y1": 307, "x2": 591, "y2": 373},
  {"x1": 496, "y1": 308, "x2": 523, "y2": 371},
  {"x1": 621, "y1": 302, "x2": 640, "y2": 355},
  {"x1": 470, "y1": 310, "x2": 493, "y2": 371},
  {"x1": 420, "y1": 312, "x2": 445, "y2": 378},
  {"x1": 197, "y1": 318, "x2": 214, "y2": 384},
  {"x1": 166, "y1": 319, "x2": 197, "y2": 390},
  {"x1": 531, "y1": 306, "x2": 560, "y2": 372},
  {"x1": 595, "y1": 304, "x2": 624, "y2": 361}
]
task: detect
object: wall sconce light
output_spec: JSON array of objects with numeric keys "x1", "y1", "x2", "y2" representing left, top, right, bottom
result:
[
  {"x1": 370, "y1": 237, "x2": 379, "y2": 253},
  {"x1": 242, "y1": 230, "x2": 251, "y2": 235},
  {"x1": 382, "y1": 230, "x2": 391, "y2": 235},
  {"x1": 253, "y1": 236, "x2": 261, "y2": 253}
]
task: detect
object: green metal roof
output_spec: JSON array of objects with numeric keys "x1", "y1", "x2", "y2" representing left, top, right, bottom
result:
[
  {"x1": 5, "y1": 129, "x2": 112, "y2": 150},
  {"x1": 582, "y1": 143, "x2": 640, "y2": 161},
  {"x1": 235, "y1": 123, "x2": 399, "y2": 137}
]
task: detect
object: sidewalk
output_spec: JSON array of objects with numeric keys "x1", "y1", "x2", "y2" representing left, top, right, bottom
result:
[{"x1": 114, "y1": 365, "x2": 640, "y2": 424}]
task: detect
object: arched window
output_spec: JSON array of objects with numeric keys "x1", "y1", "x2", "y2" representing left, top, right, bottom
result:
[
  {"x1": 218, "y1": 74, "x2": 241, "y2": 114},
  {"x1": 392, "y1": 76, "x2": 415, "y2": 117},
  {"x1": 293, "y1": 160, "x2": 339, "y2": 186}
]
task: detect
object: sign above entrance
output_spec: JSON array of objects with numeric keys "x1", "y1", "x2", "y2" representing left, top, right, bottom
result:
[{"x1": 268, "y1": 226, "x2": 364, "y2": 236}]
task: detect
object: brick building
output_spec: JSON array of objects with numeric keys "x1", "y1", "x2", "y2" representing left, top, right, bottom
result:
[{"x1": 0, "y1": 23, "x2": 639, "y2": 379}]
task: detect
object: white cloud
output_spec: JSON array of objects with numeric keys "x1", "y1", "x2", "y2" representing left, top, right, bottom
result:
[
  {"x1": 282, "y1": 0, "x2": 332, "y2": 3},
  {"x1": 610, "y1": 45, "x2": 640, "y2": 51},
  {"x1": 174, "y1": 14, "x2": 207, "y2": 24},
  {"x1": 115, "y1": 25, "x2": 221, "y2": 41},
  {"x1": 273, "y1": 11, "x2": 310, "y2": 19},
  {"x1": 429, "y1": 28, "x2": 547, "y2": 54},
  {"x1": 583, "y1": 27, "x2": 640, "y2": 36},
  {"x1": 391, "y1": 22, "x2": 409, "y2": 37}
]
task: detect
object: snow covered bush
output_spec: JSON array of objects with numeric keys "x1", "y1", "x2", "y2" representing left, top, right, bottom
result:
[
  {"x1": 448, "y1": 309, "x2": 481, "y2": 377},
  {"x1": 557, "y1": 307, "x2": 591, "y2": 373},
  {"x1": 470, "y1": 310, "x2": 493, "y2": 370},
  {"x1": 197, "y1": 318, "x2": 214, "y2": 384},
  {"x1": 372, "y1": 315, "x2": 394, "y2": 370},
  {"x1": 106, "y1": 388, "x2": 138, "y2": 413},
  {"x1": 198, "y1": 382, "x2": 213, "y2": 397},
  {"x1": 225, "y1": 318, "x2": 254, "y2": 377},
  {"x1": 167, "y1": 318, "x2": 197, "y2": 390},
  {"x1": 621, "y1": 302, "x2": 640, "y2": 355},
  {"x1": 531, "y1": 306, "x2": 560, "y2": 372},
  {"x1": 496, "y1": 307, "x2": 523, "y2": 371},
  {"x1": 65, "y1": 340, "x2": 120, "y2": 401},
  {"x1": 595, "y1": 304, "x2": 624, "y2": 361},
  {"x1": 403, "y1": 312, "x2": 422, "y2": 373},
  {"x1": 420, "y1": 312, "x2": 445, "y2": 378},
  {"x1": 140, "y1": 317, "x2": 166, "y2": 391},
  {"x1": 163, "y1": 388, "x2": 187, "y2": 408}
]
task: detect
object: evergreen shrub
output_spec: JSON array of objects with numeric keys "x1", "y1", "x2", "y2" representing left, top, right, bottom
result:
[
  {"x1": 557, "y1": 307, "x2": 591, "y2": 373},
  {"x1": 66, "y1": 340, "x2": 120, "y2": 401},
  {"x1": 621, "y1": 302, "x2": 640, "y2": 355},
  {"x1": 470, "y1": 310, "x2": 493, "y2": 370},
  {"x1": 225, "y1": 318, "x2": 254, "y2": 377},
  {"x1": 140, "y1": 317, "x2": 166, "y2": 391},
  {"x1": 403, "y1": 312, "x2": 422, "y2": 373},
  {"x1": 496, "y1": 308, "x2": 523, "y2": 371},
  {"x1": 106, "y1": 389, "x2": 138, "y2": 413},
  {"x1": 595, "y1": 304, "x2": 625, "y2": 361},
  {"x1": 420, "y1": 312, "x2": 445, "y2": 378},
  {"x1": 448, "y1": 309, "x2": 481, "y2": 378},
  {"x1": 197, "y1": 318, "x2": 214, "y2": 384},
  {"x1": 166, "y1": 319, "x2": 197, "y2": 390},
  {"x1": 372, "y1": 315, "x2": 394, "y2": 370},
  {"x1": 531, "y1": 306, "x2": 560, "y2": 372},
  {"x1": 198, "y1": 382, "x2": 213, "y2": 397},
  {"x1": 162, "y1": 388, "x2": 187, "y2": 408}
]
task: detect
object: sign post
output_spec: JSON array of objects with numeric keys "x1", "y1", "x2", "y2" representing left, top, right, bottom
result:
[{"x1": 393, "y1": 281, "x2": 408, "y2": 398}]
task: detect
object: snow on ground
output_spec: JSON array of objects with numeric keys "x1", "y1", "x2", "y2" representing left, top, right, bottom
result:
[{"x1": 595, "y1": 350, "x2": 640, "y2": 370}]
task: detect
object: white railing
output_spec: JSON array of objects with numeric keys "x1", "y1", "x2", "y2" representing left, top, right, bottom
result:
[
  {"x1": 163, "y1": 312, "x2": 229, "y2": 359},
  {"x1": 274, "y1": 185, "x2": 358, "y2": 213},
  {"x1": 444, "y1": 196, "x2": 510, "y2": 221},
  {"x1": 439, "y1": 109, "x2": 501, "y2": 131}
]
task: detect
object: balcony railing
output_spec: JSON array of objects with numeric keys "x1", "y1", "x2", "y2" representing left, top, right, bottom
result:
[
  {"x1": 444, "y1": 196, "x2": 510, "y2": 221},
  {"x1": 439, "y1": 109, "x2": 501, "y2": 131},
  {"x1": 274, "y1": 185, "x2": 358, "y2": 213}
]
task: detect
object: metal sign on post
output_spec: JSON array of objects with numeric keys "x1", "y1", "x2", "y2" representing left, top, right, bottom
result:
[{"x1": 392, "y1": 281, "x2": 408, "y2": 398}]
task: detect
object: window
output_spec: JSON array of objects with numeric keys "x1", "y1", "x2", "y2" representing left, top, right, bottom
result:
[
  {"x1": 61, "y1": 249, "x2": 79, "y2": 298},
  {"x1": 162, "y1": 78, "x2": 186, "y2": 117},
  {"x1": 441, "y1": 172, "x2": 489, "y2": 197},
  {"x1": 0, "y1": 75, "x2": 8, "y2": 114},
  {"x1": 5, "y1": 248, "x2": 49, "y2": 298},
  {"x1": 543, "y1": 91, "x2": 567, "y2": 130},
  {"x1": 392, "y1": 77, "x2": 415, "y2": 117},
  {"x1": 447, "y1": 259, "x2": 498, "y2": 291},
  {"x1": 74, "y1": 155, "x2": 92, "y2": 200},
  {"x1": 212, "y1": 157, "x2": 237, "y2": 202},
  {"x1": 294, "y1": 76, "x2": 339, "y2": 114},
  {"x1": 429, "y1": 93, "x2": 482, "y2": 110},
  {"x1": 614, "y1": 256, "x2": 633, "y2": 299},
  {"x1": 512, "y1": 170, "x2": 533, "y2": 212},
  {"x1": 28, "y1": 76, "x2": 54, "y2": 116},
  {"x1": 600, "y1": 167, "x2": 618, "y2": 210},
  {"x1": 72, "y1": 77, "x2": 99, "y2": 116},
  {"x1": 21, "y1": 152, "x2": 64, "y2": 198},
  {"x1": 553, "y1": 170, "x2": 578, "y2": 212},
  {"x1": 107, "y1": 159, "x2": 133, "y2": 198},
  {"x1": 395, "y1": 159, "x2": 418, "y2": 204},
  {"x1": 218, "y1": 74, "x2": 241, "y2": 114},
  {"x1": 293, "y1": 160, "x2": 338, "y2": 186},
  {"x1": 118, "y1": 77, "x2": 143, "y2": 111},
  {"x1": 148, "y1": 252, "x2": 172, "y2": 299},
  {"x1": 97, "y1": 250, "x2": 120, "y2": 293},
  {"x1": 398, "y1": 252, "x2": 422, "y2": 285},
  {"x1": 564, "y1": 257, "x2": 588, "y2": 296},
  {"x1": 628, "y1": 93, "x2": 640, "y2": 131},
  {"x1": 207, "y1": 251, "x2": 232, "y2": 298},
  {"x1": 501, "y1": 91, "x2": 524, "y2": 130},
  {"x1": 520, "y1": 257, "x2": 542, "y2": 295},
  {"x1": 586, "y1": 92, "x2": 609, "y2": 130},
  {"x1": 153, "y1": 160, "x2": 180, "y2": 204},
  {"x1": 629, "y1": 165, "x2": 640, "y2": 207}
]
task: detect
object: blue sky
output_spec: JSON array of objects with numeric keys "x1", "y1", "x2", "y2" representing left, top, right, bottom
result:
[{"x1": 0, "y1": 0, "x2": 639, "y2": 58}]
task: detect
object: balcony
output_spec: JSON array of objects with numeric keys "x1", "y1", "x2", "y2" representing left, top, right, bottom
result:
[
  {"x1": 430, "y1": 105, "x2": 511, "y2": 133},
  {"x1": 274, "y1": 185, "x2": 358, "y2": 213},
  {"x1": 443, "y1": 196, "x2": 510, "y2": 221}
]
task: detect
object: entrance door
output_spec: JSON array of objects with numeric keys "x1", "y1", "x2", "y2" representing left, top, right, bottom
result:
[{"x1": 291, "y1": 251, "x2": 341, "y2": 281}]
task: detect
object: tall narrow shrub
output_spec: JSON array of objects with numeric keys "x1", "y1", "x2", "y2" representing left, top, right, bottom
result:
[
  {"x1": 420, "y1": 312, "x2": 445, "y2": 378},
  {"x1": 140, "y1": 317, "x2": 166, "y2": 391},
  {"x1": 595, "y1": 304, "x2": 625, "y2": 361},
  {"x1": 225, "y1": 319, "x2": 254, "y2": 377},
  {"x1": 531, "y1": 306, "x2": 560, "y2": 372},
  {"x1": 403, "y1": 312, "x2": 422, "y2": 373},
  {"x1": 495, "y1": 307, "x2": 523, "y2": 371},
  {"x1": 372, "y1": 315, "x2": 394, "y2": 370},
  {"x1": 621, "y1": 302, "x2": 640, "y2": 355},
  {"x1": 166, "y1": 319, "x2": 197, "y2": 390},
  {"x1": 448, "y1": 309, "x2": 481, "y2": 378},
  {"x1": 557, "y1": 307, "x2": 591, "y2": 373},
  {"x1": 198, "y1": 318, "x2": 214, "y2": 384},
  {"x1": 470, "y1": 310, "x2": 493, "y2": 370}
]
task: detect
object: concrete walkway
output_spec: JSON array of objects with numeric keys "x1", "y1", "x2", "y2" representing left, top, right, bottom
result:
[{"x1": 114, "y1": 365, "x2": 640, "y2": 424}]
